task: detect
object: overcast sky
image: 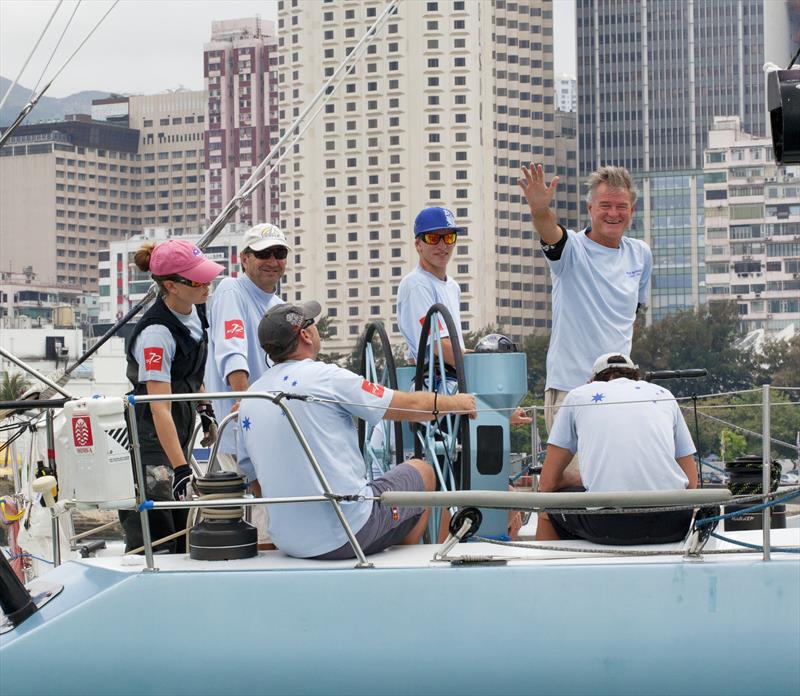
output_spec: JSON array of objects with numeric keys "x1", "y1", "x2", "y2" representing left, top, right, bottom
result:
[{"x1": 0, "y1": 0, "x2": 576, "y2": 98}]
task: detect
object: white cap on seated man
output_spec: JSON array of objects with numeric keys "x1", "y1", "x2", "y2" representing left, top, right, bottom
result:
[{"x1": 535, "y1": 352, "x2": 700, "y2": 545}]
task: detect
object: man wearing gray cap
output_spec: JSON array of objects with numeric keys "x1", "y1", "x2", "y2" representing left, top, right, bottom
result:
[
  {"x1": 536, "y1": 352, "x2": 698, "y2": 544},
  {"x1": 237, "y1": 301, "x2": 478, "y2": 560}
]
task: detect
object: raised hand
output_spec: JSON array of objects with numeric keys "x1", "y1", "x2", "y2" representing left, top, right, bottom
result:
[{"x1": 518, "y1": 162, "x2": 560, "y2": 212}]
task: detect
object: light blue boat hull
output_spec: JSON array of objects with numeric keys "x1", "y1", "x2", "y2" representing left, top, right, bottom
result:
[{"x1": 2, "y1": 555, "x2": 798, "y2": 695}]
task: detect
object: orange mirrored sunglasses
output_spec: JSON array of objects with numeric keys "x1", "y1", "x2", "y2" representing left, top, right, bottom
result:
[{"x1": 418, "y1": 231, "x2": 457, "y2": 246}]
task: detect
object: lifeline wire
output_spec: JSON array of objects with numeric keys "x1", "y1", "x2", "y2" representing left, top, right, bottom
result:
[
  {"x1": 709, "y1": 532, "x2": 799, "y2": 554},
  {"x1": 689, "y1": 408, "x2": 798, "y2": 451}
]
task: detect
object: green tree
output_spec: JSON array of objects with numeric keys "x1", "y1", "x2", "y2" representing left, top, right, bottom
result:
[
  {"x1": 632, "y1": 301, "x2": 757, "y2": 397},
  {"x1": 680, "y1": 390, "x2": 799, "y2": 459},
  {"x1": 315, "y1": 315, "x2": 348, "y2": 365},
  {"x1": 757, "y1": 335, "x2": 800, "y2": 398},
  {"x1": 0, "y1": 372, "x2": 30, "y2": 401},
  {"x1": 520, "y1": 331, "x2": 549, "y2": 396},
  {"x1": 719, "y1": 428, "x2": 747, "y2": 462}
]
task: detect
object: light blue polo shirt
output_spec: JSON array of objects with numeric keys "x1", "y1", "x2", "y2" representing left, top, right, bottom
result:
[
  {"x1": 237, "y1": 359, "x2": 394, "y2": 558},
  {"x1": 544, "y1": 228, "x2": 652, "y2": 392},
  {"x1": 204, "y1": 274, "x2": 284, "y2": 454}
]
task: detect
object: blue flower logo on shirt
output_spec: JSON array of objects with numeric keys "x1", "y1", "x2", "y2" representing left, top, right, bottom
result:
[
  {"x1": 591, "y1": 392, "x2": 605, "y2": 403},
  {"x1": 242, "y1": 416, "x2": 252, "y2": 431}
]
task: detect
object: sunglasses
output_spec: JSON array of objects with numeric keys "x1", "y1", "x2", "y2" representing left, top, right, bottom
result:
[
  {"x1": 301, "y1": 317, "x2": 315, "y2": 330},
  {"x1": 249, "y1": 247, "x2": 288, "y2": 260},
  {"x1": 169, "y1": 276, "x2": 209, "y2": 288},
  {"x1": 417, "y1": 231, "x2": 457, "y2": 246}
]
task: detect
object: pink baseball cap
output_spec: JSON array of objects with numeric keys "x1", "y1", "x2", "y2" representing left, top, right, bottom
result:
[{"x1": 149, "y1": 240, "x2": 224, "y2": 283}]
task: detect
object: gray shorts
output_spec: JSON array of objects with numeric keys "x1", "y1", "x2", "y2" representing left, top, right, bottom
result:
[{"x1": 312, "y1": 463, "x2": 425, "y2": 560}]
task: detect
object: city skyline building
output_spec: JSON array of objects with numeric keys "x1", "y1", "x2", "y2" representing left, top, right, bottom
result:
[
  {"x1": 128, "y1": 91, "x2": 208, "y2": 237},
  {"x1": 576, "y1": 0, "x2": 794, "y2": 322},
  {"x1": 554, "y1": 110, "x2": 580, "y2": 232},
  {"x1": 0, "y1": 116, "x2": 140, "y2": 292},
  {"x1": 555, "y1": 73, "x2": 576, "y2": 113},
  {"x1": 275, "y1": 0, "x2": 558, "y2": 352},
  {"x1": 96, "y1": 223, "x2": 249, "y2": 324},
  {"x1": 203, "y1": 17, "x2": 280, "y2": 228},
  {"x1": 704, "y1": 116, "x2": 799, "y2": 334}
]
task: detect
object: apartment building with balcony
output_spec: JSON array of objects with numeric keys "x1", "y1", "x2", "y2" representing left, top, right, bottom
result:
[
  {"x1": 704, "y1": 117, "x2": 800, "y2": 334},
  {"x1": 276, "y1": 0, "x2": 557, "y2": 353},
  {"x1": 204, "y1": 18, "x2": 280, "y2": 227}
]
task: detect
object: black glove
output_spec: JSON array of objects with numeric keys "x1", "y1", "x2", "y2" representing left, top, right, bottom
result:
[
  {"x1": 172, "y1": 464, "x2": 193, "y2": 501},
  {"x1": 196, "y1": 402, "x2": 218, "y2": 448}
]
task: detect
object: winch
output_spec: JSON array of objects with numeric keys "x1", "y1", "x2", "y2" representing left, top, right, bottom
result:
[{"x1": 188, "y1": 471, "x2": 258, "y2": 561}]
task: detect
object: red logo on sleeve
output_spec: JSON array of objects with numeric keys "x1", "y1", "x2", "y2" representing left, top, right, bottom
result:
[
  {"x1": 225, "y1": 319, "x2": 245, "y2": 339},
  {"x1": 143, "y1": 347, "x2": 164, "y2": 371},
  {"x1": 418, "y1": 316, "x2": 445, "y2": 330},
  {"x1": 361, "y1": 380, "x2": 385, "y2": 398},
  {"x1": 71, "y1": 415, "x2": 93, "y2": 449}
]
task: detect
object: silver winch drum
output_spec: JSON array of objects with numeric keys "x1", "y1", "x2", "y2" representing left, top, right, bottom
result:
[{"x1": 188, "y1": 471, "x2": 258, "y2": 561}]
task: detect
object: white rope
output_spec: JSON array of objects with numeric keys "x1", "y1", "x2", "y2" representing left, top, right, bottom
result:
[
  {"x1": 687, "y1": 401, "x2": 797, "y2": 410},
  {"x1": 305, "y1": 393, "x2": 799, "y2": 415},
  {"x1": 0, "y1": 0, "x2": 63, "y2": 112}
]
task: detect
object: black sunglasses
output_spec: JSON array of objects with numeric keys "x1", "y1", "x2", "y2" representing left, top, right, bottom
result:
[{"x1": 249, "y1": 247, "x2": 288, "y2": 260}]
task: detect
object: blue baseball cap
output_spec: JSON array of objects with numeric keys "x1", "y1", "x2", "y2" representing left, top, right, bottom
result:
[{"x1": 413, "y1": 207, "x2": 466, "y2": 236}]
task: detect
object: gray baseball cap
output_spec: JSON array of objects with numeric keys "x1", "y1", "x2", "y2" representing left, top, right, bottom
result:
[{"x1": 258, "y1": 300, "x2": 321, "y2": 359}]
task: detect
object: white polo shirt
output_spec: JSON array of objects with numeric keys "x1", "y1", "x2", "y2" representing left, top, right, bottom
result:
[
  {"x1": 544, "y1": 229, "x2": 652, "y2": 392},
  {"x1": 548, "y1": 378, "x2": 695, "y2": 492},
  {"x1": 396, "y1": 265, "x2": 464, "y2": 362}
]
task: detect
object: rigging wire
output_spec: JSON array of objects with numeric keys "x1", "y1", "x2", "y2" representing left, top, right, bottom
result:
[
  {"x1": 0, "y1": 0, "x2": 119, "y2": 149},
  {"x1": 0, "y1": 0, "x2": 400, "y2": 420},
  {"x1": 0, "y1": 0, "x2": 63, "y2": 112},
  {"x1": 690, "y1": 408, "x2": 798, "y2": 451},
  {"x1": 28, "y1": 0, "x2": 83, "y2": 98}
]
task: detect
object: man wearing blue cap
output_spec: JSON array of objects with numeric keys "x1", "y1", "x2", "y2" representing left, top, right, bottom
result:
[{"x1": 396, "y1": 207, "x2": 466, "y2": 367}]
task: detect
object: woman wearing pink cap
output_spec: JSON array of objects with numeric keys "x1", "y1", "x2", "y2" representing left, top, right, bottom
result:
[{"x1": 119, "y1": 239, "x2": 224, "y2": 554}]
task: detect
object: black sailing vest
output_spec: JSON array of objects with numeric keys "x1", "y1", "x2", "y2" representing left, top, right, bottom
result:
[{"x1": 125, "y1": 297, "x2": 208, "y2": 466}]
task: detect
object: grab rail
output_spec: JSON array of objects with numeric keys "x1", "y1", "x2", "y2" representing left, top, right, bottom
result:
[{"x1": 127, "y1": 391, "x2": 373, "y2": 569}]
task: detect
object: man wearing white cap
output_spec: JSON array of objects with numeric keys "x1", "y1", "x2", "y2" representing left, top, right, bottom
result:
[
  {"x1": 204, "y1": 223, "x2": 289, "y2": 480},
  {"x1": 536, "y1": 352, "x2": 699, "y2": 544}
]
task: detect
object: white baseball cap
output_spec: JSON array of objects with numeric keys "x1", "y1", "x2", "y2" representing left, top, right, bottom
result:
[
  {"x1": 239, "y1": 223, "x2": 290, "y2": 254},
  {"x1": 591, "y1": 352, "x2": 638, "y2": 380}
]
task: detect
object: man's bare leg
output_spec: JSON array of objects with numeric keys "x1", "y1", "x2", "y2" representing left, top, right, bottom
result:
[{"x1": 535, "y1": 513, "x2": 561, "y2": 541}]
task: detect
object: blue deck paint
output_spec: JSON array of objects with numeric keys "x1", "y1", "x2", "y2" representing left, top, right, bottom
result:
[{"x1": 2, "y1": 556, "x2": 799, "y2": 695}]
